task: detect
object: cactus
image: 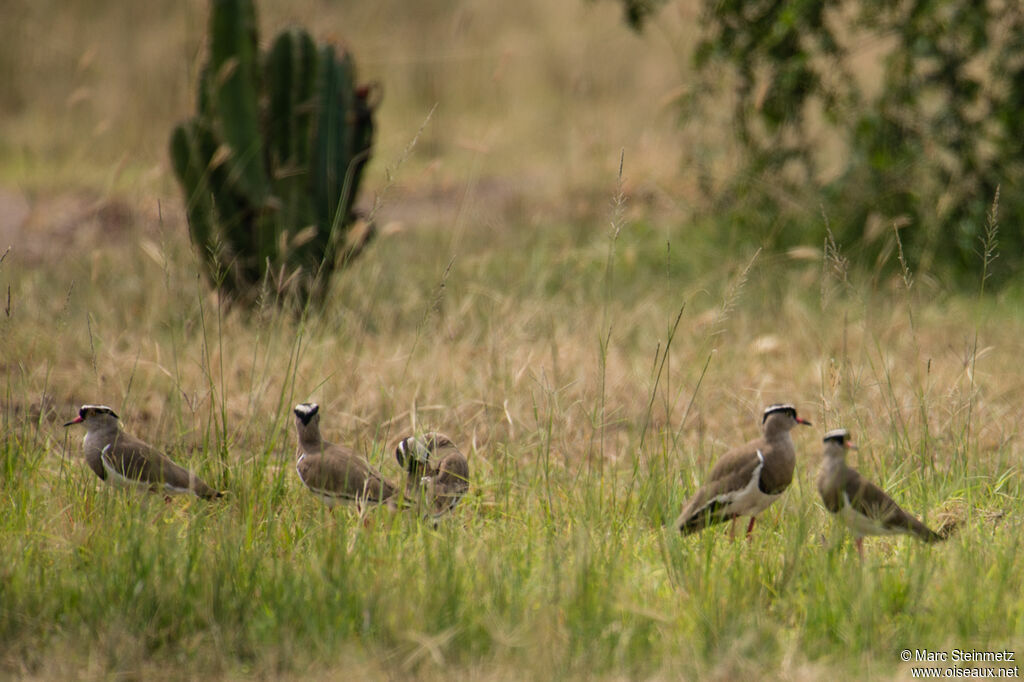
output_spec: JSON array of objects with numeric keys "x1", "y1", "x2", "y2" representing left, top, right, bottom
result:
[{"x1": 170, "y1": 0, "x2": 378, "y2": 307}]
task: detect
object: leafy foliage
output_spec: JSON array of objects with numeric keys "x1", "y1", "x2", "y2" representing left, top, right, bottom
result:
[
  {"x1": 620, "y1": 0, "x2": 1024, "y2": 284},
  {"x1": 170, "y1": 0, "x2": 378, "y2": 308}
]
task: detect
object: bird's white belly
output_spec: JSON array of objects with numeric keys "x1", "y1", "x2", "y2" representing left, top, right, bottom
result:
[
  {"x1": 722, "y1": 486, "x2": 780, "y2": 518},
  {"x1": 709, "y1": 450, "x2": 781, "y2": 518}
]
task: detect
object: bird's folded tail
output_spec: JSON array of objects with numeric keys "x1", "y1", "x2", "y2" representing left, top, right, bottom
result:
[
  {"x1": 196, "y1": 484, "x2": 225, "y2": 501},
  {"x1": 677, "y1": 502, "x2": 733, "y2": 535},
  {"x1": 189, "y1": 473, "x2": 224, "y2": 501},
  {"x1": 936, "y1": 518, "x2": 959, "y2": 541},
  {"x1": 907, "y1": 515, "x2": 952, "y2": 543}
]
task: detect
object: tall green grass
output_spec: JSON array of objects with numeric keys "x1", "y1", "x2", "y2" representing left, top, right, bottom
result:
[
  {"x1": 1, "y1": 174, "x2": 1022, "y2": 679},
  {"x1": 2, "y1": 0, "x2": 1021, "y2": 676}
]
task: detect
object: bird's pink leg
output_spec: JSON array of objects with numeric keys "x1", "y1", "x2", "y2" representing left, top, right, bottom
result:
[
  {"x1": 729, "y1": 518, "x2": 737, "y2": 540},
  {"x1": 855, "y1": 537, "x2": 864, "y2": 559},
  {"x1": 746, "y1": 516, "x2": 756, "y2": 540}
]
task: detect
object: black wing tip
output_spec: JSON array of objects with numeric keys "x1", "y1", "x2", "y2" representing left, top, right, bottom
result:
[{"x1": 677, "y1": 514, "x2": 712, "y2": 535}]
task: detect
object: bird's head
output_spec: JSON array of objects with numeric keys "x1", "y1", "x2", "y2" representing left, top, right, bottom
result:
[
  {"x1": 762, "y1": 403, "x2": 812, "y2": 435},
  {"x1": 293, "y1": 402, "x2": 319, "y2": 425},
  {"x1": 395, "y1": 435, "x2": 432, "y2": 474},
  {"x1": 822, "y1": 428, "x2": 857, "y2": 459},
  {"x1": 63, "y1": 404, "x2": 120, "y2": 431},
  {"x1": 293, "y1": 402, "x2": 321, "y2": 440}
]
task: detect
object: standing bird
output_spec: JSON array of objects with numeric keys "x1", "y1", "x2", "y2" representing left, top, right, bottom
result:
[
  {"x1": 675, "y1": 403, "x2": 812, "y2": 537},
  {"x1": 395, "y1": 432, "x2": 470, "y2": 521},
  {"x1": 292, "y1": 403, "x2": 397, "y2": 509},
  {"x1": 817, "y1": 428, "x2": 951, "y2": 557},
  {"x1": 63, "y1": 404, "x2": 223, "y2": 500}
]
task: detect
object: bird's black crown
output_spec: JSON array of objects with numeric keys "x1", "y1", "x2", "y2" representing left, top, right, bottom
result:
[
  {"x1": 823, "y1": 428, "x2": 850, "y2": 444},
  {"x1": 293, "y1": 402, "x2": 319, "y2": 425},
  {"x1": 762, "y1": 403, "x2": 797, "y2": 423}
]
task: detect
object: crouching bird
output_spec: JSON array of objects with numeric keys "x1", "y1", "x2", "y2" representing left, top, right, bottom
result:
[
  {"x1": 817, "y1": 428, "x2": 954, "y2": 558},
  {"x1": 675, "y1": 403, "x2": 811, "y2": 538},
  {"x1": 395, "y1": 432, "x2": 469, "y2": 522},
  {"x1": 64, "y1": 404, "x2": 223, "y2": 500},
  {"x1": 292, "y1": 403, "x2": 397, "y2": 510}
]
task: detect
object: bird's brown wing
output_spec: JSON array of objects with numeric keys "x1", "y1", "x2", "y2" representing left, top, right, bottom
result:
[
  {"x1": 106, "y1": 434, "x2": 220, "y2": 499},
  {"x1": 677, "y1": 450, "x2": 761, "y2": 534},
  {"x1": 103, "y1": 433, "x2": 167, "y2": 487},
  {"x1": 842, "y1": 468, "x2": 943, "y2": 542},
  {"x1": 300, "y1": 444, "x2": 395, "y2": 503},
  {"x1": 429, "y1": 449, "x2": 470, "y2": 517},
  {"x1": 712, "y1": 436, "x2": 794, "y2": 495},
  {"x1": 363, "y1": 464, "x2": 397, "y2": 502}
]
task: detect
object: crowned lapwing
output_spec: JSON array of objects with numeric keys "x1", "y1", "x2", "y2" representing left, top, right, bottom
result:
[
  {"x1": 395, "y1": 432, "x2": 469, "y2": 521},
  {"x1": 63, "y1": 404, "x2": 223, "y2": 500},
  {"x1": 292, "y1": 403, "x2": 397, "y2": 509},
  {"x1": 817, "y1": 428, "x2": 952, "y2": 557},
  {"x1": 675, "y1": 403, "x2": 812, "y2": 537}
]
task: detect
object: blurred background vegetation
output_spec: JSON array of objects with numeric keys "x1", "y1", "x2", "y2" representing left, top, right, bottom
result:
[
  {"x1": 0, "y1": 0, "x2": 689, "y2": 210},
  {"x1": 619, "y1": 0, "x2": 1024, "y2": 287},
  {"x1": 4, "y1": 0, "x2": 1017, "y2": 291}
]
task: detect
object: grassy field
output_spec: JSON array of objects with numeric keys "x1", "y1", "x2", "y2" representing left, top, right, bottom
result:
[{"x1": 2, "y1": 1, "x2": 1023, "y2": 680}]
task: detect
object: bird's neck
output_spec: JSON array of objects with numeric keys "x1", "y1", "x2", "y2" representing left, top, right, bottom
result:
[
  {"x1": 821, "y1": 452, "x2": 846, "y2": 471},
  {"x1": 297, "y1": 433, "x2": 322, "y2": 455},
  {"x1": 84, "y1": 422, "x2": 120, "y2": 448},
  {"x1": 764, "y1": 427, "x2": 794, "y2": 449}
]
